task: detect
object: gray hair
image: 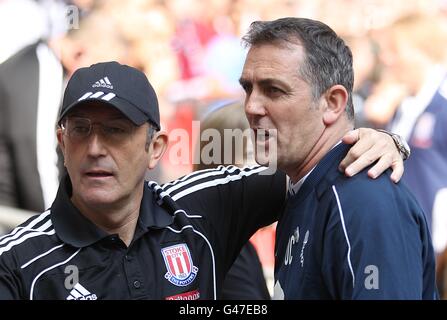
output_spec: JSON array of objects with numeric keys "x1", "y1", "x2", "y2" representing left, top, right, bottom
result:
[
  {"x1": 242, "y1": 17, "x2": 354, "y2": 120},
  {"x1": 145, "y1": 124, "x2": 157, "y2": 151}
]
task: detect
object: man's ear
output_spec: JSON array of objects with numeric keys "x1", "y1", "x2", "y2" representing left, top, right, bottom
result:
[
  {"x1": 56, "y1": 127, "x2": 67, "y2": 167},
  {"x1": 57, "y1": 127, "x2": 66, "y2": 157},
  {"x1": 147, "y1": 131, "x2": 168, "y2": 170},
  {"x1": 322, "y1": 85, "x2": 349, "y2": 126}
]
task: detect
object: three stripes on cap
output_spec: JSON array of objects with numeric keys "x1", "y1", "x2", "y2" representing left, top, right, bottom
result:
[{"x1": 77, "y1": 91, "x2": 116, "y2": 102}]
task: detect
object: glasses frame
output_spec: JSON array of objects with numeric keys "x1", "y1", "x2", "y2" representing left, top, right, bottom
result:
[{"x1": 60, "y1": 116, "x2": 139, "y2": 144}]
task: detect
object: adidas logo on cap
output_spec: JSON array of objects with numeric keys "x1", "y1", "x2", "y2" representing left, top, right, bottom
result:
[{"x1": 92, "y1": 77, "x2": 113, "y2": 89}]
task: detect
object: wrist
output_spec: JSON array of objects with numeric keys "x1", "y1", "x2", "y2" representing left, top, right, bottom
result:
[{"x1": 376, "y1": 129, "x2": 411, "y2": 160}]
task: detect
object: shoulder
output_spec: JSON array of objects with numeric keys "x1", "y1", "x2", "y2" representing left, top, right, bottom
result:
[
  {"x1": 323, "y1": 169, "x2": 425, "y2": 231},
  {"x1": 0, "y1": 210, "x2": 61, "y2": 267},
  {"x1": 330, "y1": 169, "x2": 393, "y2": 204}
]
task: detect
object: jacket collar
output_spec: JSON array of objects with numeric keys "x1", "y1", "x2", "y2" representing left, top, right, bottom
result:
[
  {"x1": 51, "y1": 175, "x2": 174, "y2": 248},
  {"x1": 288, "y1": 143, "x2": 351, "y2": 204}
]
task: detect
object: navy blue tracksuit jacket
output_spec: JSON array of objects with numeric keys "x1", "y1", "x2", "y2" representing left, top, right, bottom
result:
[{"x1": 275, "y1": 143, "x2": 438, "y2": 299}]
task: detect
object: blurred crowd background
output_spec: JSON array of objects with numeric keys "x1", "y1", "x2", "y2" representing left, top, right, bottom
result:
[{"x1": 1, "y1": 0, "x2": 447, "y2": 298}]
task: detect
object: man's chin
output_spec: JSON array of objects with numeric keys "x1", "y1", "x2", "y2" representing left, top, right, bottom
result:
[{"x1": 73, "y1": 188, "x2": 120, "y2": 209}]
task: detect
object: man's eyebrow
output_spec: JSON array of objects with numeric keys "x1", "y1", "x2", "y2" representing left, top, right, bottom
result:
[
  {"x1": 238, "y1": 77, "x2": 250, "y2": 86},
  {"x1": 258, "y1": 78, "x2": 289, "y2": 88},
  {"x1": 239, "y1": 77, "x2": 292, "y2": 92}
]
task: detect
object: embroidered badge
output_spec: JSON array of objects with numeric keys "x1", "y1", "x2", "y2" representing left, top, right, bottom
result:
[{"x1": 161, "y1": 243, "x2": 198, "y2": 286}]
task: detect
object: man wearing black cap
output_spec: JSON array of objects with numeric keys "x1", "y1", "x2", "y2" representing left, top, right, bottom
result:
[
  {"x1": 0, "y1": 61, "x2": 407, "y2": 299},
  {"x1": 56, "y1": 61, "x2": 166, "y2": 248}
]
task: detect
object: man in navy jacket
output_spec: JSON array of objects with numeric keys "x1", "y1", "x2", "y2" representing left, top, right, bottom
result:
[{"x1": 240, "y1": 17, "x2": 437, "y2": 299}]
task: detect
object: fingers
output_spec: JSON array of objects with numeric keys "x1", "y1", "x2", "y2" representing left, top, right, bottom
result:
[
  {"x1": 339, "y1": 129, "x2": 377, "y2": 174},
  {"x1": 369, "y1": 131, "x2": 404, "y2": 182},
  {"x1": 366, "y1": 153, "x2": 393, "y2": 179},
  {"x1": 339, "y1": 127, "x2": 405, "y2": 182},
  {"x1": 341, "y1": 146, "x2": 384, "y2": 177},
  {"x1": 389, "y1": 160, "x2": 404, "y2": 183},
  {"x1": 367, "y1": 153, "x2": 404, "y2": 183}
]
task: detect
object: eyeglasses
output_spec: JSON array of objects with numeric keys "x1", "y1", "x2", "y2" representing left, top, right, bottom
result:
[{"x1": 61, "y1": 117, "x2": 137, "y2": 144}]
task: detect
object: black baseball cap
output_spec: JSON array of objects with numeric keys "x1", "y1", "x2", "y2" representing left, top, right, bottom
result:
[{"x1": 58, "y1": 61, "x2": 160, "y2": 130}]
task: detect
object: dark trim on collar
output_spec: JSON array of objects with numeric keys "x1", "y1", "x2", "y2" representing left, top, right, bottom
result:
[
  {"x1": 51, "y1": 175, "x2": 174, "y2": 248},
  {"x1": 139, "y1": 182, "x2": 175, "y2": 229}
]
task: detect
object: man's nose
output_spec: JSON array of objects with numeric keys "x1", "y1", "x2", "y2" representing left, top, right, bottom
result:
[
  {"x1": 244, "y1": 91, "x2": 266, "y2": 117},
  {"x1": 86, "y1": 131, "x2": 107, "y2": 157}
]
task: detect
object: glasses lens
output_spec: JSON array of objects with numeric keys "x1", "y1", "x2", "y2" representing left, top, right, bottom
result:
[
  {"x1": 64, "y1": 117, "x2": 136, "y2": 143},
  {"x1": 101, "y1": 119, "x2": 135, "y2": 137},
  {"x1": 66, "y1": 118, "x2": 91, "y2": 141}
]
